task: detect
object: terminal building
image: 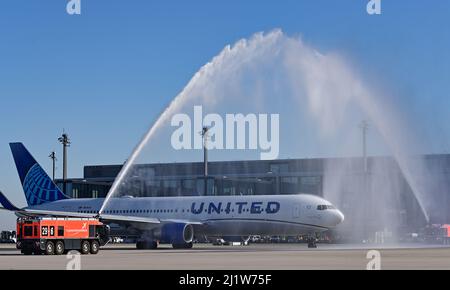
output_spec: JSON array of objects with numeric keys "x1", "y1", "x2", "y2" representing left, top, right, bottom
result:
[{"x1": 57, "y1": 154, "x2": 450, "y2": 241}]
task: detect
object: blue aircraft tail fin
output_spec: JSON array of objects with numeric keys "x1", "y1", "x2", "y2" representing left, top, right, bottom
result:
[{"x1": 9, "y1": 143, "x2": 69, "y2": 207}]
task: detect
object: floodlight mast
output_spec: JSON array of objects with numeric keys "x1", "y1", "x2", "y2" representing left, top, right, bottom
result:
[
  {"x1": 58, "y1": 132, "x2": 71, "y2": 194},
  {"x1": 49, "y1": 151, "x2": 57, "y2": 182},
  {"x1": 201, "y1": 126, "x2": 210, "y2": 196},
  {"x1": 360, "y1": 120, "x2": 369, "y2": 174}
]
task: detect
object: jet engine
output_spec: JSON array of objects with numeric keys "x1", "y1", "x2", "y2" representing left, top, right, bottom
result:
[{"x1": 159, "y1": 223, "x2": 194, "y2": 244}]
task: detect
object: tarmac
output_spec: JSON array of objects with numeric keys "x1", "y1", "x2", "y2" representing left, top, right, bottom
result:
[{"x1": 0, "y1": 243, "x2": 449, "y2": 270}]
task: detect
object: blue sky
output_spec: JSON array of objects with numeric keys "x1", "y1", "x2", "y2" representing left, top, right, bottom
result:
[{"x1": 0, "y1": 0, "x2": 449, "y2": 228}]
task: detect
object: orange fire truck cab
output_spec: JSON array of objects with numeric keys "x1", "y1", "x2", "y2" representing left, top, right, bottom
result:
[{"x1": 16, "y1": 217, "x2": 109, "y2": 255}]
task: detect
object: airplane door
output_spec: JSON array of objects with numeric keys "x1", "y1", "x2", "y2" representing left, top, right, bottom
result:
[{"x1": 293, "y1": 205, "x2": 300, "y2": 218}]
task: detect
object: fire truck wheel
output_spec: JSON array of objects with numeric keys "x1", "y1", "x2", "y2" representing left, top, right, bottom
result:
[
  {"x1": 45, "y1": 241, "x2": 55, "y2": 255},
  {"x1": 55, "y1": 241, "x2": 65, "y2": 255},
  {"x1": 81, "y1": 241, "x2": 91, "y2": 255},
  {"x1": 90, "y1": 240, "x2": 100, "y2": 255}
]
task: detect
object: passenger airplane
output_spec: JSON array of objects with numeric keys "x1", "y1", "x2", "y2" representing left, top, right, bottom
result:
[{"x1": 0, "y1": 143, "x2": 344, "y2": 249}]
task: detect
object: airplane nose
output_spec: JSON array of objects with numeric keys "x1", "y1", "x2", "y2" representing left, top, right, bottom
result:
[
  {"x1": 328, "y1": 210, "x2": 345, "y2": 227},
  {"x1": 336, "y1": 210, "x2": 345, "y2": 225}
]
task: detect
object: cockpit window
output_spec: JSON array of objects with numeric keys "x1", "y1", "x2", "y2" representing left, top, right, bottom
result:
[{"x1": 317, "y1": 205, "x2": 336, "y2": 210}]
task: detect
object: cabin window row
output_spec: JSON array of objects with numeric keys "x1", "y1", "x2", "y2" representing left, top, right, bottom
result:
[{"x1": 77, "y1": 207, "x2": 257, "y2": 215}]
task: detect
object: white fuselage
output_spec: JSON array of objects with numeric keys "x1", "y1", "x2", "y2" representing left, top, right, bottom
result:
[{"x1": 29, "y1": 194, "x2": 344, "y2": 237}]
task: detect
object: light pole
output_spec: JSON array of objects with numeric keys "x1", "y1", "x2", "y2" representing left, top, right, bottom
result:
[
  {"x1": 58, "y1": 132, "x2": 71, "y2": 194},
  {"x1": 200, "y1": 126, "x2": 210, "y2": 196},
  {"x1": 49, "y1": 151, "x2": 57, "y2": 182},
  {"x1": 360, "y1": 120, "x2": 369, "y2": 173},
  {"x1": 360, "y1": 120, "x2": 370, "y2": 241}
]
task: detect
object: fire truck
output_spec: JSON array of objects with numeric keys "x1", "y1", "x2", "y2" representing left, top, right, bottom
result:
[{"x1": 16, "y1": 217, "x2": 109, "y2": 255}]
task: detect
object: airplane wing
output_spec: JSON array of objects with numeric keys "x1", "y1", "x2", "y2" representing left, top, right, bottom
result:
[
  {"x1": 160, "y1": 219, "x2": 203, "y2": 226},
  {"x1": 0, "y1": 192, "x2": 92, "y2": 218},
  {"x1": 99, "y1": 214, "x2": 160, "y2": 225},
  {"x1": 0, "y1": 191, "x2": 202, "y2": 231},
  {"x1": 18, "y1": 209, "x2": 160, "y2": 223},
  {"x1": 16, "y1": 209, "x2": 97, "y2": 218},
  {"x1": 0, "y1": 191, "x2": 21, "y2": 211}
]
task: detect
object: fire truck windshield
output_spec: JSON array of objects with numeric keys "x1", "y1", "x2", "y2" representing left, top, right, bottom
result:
[{"x1": 23, "y1": 226, "x2": 33, "y2": 237}]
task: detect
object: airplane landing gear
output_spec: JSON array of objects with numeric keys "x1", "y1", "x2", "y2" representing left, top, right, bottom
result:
[
  {"x1": 172, "y1": 242, "x2": 193, "y2": 249},
  {"x1": 136, "y1": 240, "x2": 158, "y2": 250},
  {"x1": 307, "y1": 237, "x2": 317, "y2": 249}
]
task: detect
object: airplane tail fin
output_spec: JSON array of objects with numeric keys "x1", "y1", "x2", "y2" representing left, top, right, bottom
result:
[{"x1": 9, "y1": 143, "x2": 69, "y2": 207}]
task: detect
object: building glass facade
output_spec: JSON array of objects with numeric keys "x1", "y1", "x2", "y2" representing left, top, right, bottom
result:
[{"x1": 57, "y1": 155, "x2": 450, "y2": 236}]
